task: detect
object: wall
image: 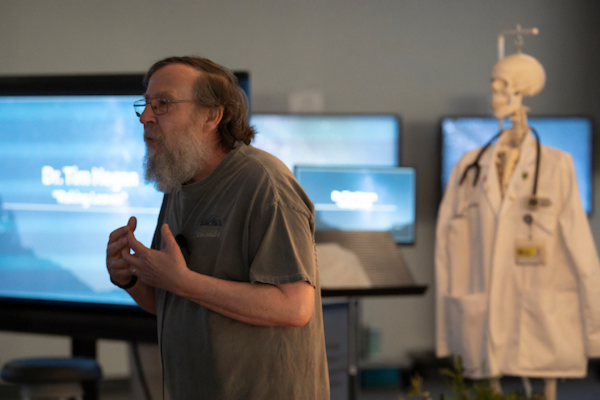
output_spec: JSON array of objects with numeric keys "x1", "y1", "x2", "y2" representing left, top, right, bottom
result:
[{"x1": 1, "y1": 0, "x2": 599, "y2": 376}]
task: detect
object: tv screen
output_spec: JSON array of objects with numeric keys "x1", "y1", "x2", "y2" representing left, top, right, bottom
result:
[
  {"x1": 440, "y1": 116, "x2": 593, "y2": 214},
  {"x1": 0, "y1": 94, "x2": 160, "y2": 306},
  {"x1": 250, "y1": 113, "x2": 401, "y2": 171},
  {"x1": 294, "y1": 166, "x2": 416, "y2": 244},
  {"x1": 0, "y1": 73, "x2": 250, "y2": 309}
]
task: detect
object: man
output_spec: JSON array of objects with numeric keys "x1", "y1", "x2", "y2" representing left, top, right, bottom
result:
[{"x1": 106, "y1": 56, "x2": 330, "y2": 399}]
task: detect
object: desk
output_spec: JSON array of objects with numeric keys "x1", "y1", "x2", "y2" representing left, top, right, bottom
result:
[{"x1": 316, "y1": 231, "x2": 428, "y2": 399}]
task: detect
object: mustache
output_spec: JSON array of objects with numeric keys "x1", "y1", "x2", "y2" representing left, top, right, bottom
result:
[{"x1": 144, "y1": 127, "x2": 165, "y2": 144}]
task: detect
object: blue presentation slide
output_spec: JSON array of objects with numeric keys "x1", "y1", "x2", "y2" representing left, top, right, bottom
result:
[
  {"x1": 441, "y1": 117, "x2": 593, "y2": 214},
  {"x1": 0, "y1": 96, "x2": 164, "y2": 306}
]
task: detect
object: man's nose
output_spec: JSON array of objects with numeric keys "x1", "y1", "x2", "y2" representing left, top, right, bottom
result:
[{"x1": 139, "y1": 104, "x2": 156, "y2": 124}]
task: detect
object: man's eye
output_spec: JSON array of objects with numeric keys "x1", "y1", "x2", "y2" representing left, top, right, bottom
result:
[{"x1": 156, "y1": 98, "x2": 168, "y2": 106}]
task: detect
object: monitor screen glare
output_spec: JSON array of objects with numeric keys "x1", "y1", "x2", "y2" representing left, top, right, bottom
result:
[
  {"x1": 295, "y1": 167, "x2": 416, "y2": 244},
  {"x1": 250, "y1": 114, "x2": 400, "y2": 171},
  {"x1": 441, "y1": 116, "x2": 593, "y2": 214}
]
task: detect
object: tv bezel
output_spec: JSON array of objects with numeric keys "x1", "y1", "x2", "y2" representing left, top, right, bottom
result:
[{"x1": 438, "y1": 114, "x2": 595, "y2": 216}]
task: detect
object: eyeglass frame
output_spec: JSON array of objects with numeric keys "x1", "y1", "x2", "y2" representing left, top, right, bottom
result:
[{"x1": 134, "y1": 97, "x2": 200, "y2": 117}]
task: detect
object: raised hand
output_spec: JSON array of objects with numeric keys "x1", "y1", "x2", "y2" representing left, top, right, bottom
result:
[
  {"x1": 123, "y1": 223, "x2": 189, "y2": 294},
  {"x1": 106, "y1": 216, "x2": 137, "y2": 286}
]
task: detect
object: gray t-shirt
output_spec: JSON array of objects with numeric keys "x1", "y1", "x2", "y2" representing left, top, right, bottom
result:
[{"x1": 152, "y1": 143, "x2": 330, "y2": 399}]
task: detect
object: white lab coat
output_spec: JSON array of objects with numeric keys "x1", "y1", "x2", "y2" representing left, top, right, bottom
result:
[{"x1": 436, "y1": 133, "x2": 600, "y2": 379}]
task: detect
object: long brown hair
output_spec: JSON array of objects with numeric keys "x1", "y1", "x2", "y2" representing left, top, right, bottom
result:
[{"x1": 144, "y1": 56, "x2": 256, "y2": 151}]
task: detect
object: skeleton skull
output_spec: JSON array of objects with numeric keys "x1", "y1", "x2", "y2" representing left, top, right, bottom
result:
[{"x1": 490, "y1": 53, "x2": 546, "y2": 118}]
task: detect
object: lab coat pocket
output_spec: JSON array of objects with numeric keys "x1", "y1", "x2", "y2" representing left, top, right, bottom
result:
[
  {"x1": 518, "y1": 289, "x2": 584, "y2": 373},
  {"x1": 445, "y1": 293, "x2": 488, "y2": 374},
  {"x1": 447, "y1": 204, "x2": 485, "y2": 294},
  {"x1": 447, "y1": 217, "x2": 470, "y2": 276}
]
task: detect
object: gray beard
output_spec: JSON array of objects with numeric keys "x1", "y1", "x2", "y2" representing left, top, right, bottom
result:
[{"x1": 143, "y1": 126, "x2": 208, "y2": 193}]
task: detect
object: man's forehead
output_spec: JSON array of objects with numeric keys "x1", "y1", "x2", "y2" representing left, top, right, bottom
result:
[
  {"x1": 144, "y1": 90, "x2": 174, "y2": 100},
  {"x1": 145, "y1": 63, "x2": 201, "y2": 98}
]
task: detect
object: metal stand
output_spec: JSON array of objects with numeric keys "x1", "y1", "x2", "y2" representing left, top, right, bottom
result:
[
  {"x1": 348, "y1": 297, "x2": 360, "y2": 399},
  {"x1": 71, "y1": 338, "x2": 98, "y2": 400}
]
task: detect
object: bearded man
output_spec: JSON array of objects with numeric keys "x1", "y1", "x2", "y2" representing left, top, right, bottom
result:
[{"x1": 105, "y1": 56, "x2": 330, "y2": 400}]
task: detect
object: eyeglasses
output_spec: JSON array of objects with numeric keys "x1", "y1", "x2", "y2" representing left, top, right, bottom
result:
[{"x1": 134, "y1": 97, "x2": 198, "y2": 117}]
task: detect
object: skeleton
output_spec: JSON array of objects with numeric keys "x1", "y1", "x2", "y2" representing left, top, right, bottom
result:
[
  {"x1": 488, "y1": 27, "x2": 557, "y2": 400},
  {"x1": 490, "y1": 52, "x2": 546, "y2": 197}
]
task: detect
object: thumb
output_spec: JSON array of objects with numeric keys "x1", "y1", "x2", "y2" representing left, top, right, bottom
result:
[{"x1": 161, "y1": 224, "x2": 179, "y2": 251}]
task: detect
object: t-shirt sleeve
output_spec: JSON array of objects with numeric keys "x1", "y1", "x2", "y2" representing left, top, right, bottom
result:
[{"x1": 248, "y1": 202, "x2": 317, "y2": 287}]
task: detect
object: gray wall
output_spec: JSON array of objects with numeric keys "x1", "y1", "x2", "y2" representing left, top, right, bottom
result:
[{"x1": 1, "y1": 0, "x2": 599, "y2": 376}]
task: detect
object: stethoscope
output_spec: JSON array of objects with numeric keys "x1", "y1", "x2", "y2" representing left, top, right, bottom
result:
[
  {"x1": 459, "y1": 126, "x2": 541, "y2": 202},
  {"x1": 459, "y1": 125, "x2": 546, "y2": 231}
]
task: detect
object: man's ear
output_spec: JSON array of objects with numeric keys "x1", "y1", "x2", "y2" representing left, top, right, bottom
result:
[{"x1": 204, "y1": 107, "x2": 224, "y2": 132}]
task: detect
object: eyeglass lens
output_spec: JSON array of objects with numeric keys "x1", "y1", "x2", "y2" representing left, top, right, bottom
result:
[{"x1": 134, "y1": 98, "x2": 169, "y2": 117}]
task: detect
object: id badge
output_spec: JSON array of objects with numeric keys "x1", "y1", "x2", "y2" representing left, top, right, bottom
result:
[{"x1": 515, "y1": 239, "x2": 546, "y2": 266}]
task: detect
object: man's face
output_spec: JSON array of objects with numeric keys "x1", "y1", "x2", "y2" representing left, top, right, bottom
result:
[{"x1": 140, "y1": 64, "x2": 210, "y2": 193}]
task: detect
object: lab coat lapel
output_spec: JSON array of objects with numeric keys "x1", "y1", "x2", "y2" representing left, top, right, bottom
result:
[
  {"x1": 501, "y1": 133, "x2": 537, "y2": 213},
  {"x1": 477, "y1": 141, "x2": 502, "y2": 214}
]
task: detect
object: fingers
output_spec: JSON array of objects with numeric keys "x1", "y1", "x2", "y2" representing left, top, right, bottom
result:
[
  {"x1": 108, "y1": 217, "x2": 136, "y2": 246},
  {"x1": 107, "y1": 247, "x2": 134, "y2": 284},
  {"x1": 107, "y1": 217, "x2": 139, "y2": 284},
  {"x1": 107, "y1": 218, "x2": 136, "y2": 256},
  {"x1": 107, "y1": 235, "x2": 128, "y2": 257},
  {"x1": 121, "y1": 247, "x2": 140, "y2": 269},
  {"x1": 106, "y1": 234, "x2": 129, "y2": 272},
  {"x1": 109, "y1": 256, "x2": 130, "y2": 271},
  {"x1": 127, "y1": 228, "x2": 147, "y2": 254},
  {"x1": 128, "y1": 216, "x2": 137, "y2": 232},
  {"x1": 108, "y1": 225, "x2": 129, "y2": 244},
  {"x1": 107, "y1": 217, "x2": 136, "y2": 269}
]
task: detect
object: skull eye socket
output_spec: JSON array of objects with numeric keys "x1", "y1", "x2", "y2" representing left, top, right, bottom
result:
[{"x1": 491, "y1": 78, "x2": 509, "y2": 93}]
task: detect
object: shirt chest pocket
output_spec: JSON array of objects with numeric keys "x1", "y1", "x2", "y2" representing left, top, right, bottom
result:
[
  {"x1": 184, "y1": 230, "x2": 223, "y2": 276},
  {"x1": 178, "y1": 223, "x2": 223, "y2": 275},
  {"x1": 193, "y1": 225, "x2": 223, "y2": 239}
]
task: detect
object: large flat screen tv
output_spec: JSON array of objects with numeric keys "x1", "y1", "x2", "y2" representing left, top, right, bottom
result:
[
  {"x1": 250, "y1": 113, "x2": 401, "y2": 171},
  {"x1": 440, "y1": 116, "x2": 594, "y2": 214},
  {"x1": 295, "y1": 166, "x2": 416, "y2": 244},
  {"x1": 0, "y1": 73, "x2": 249, "y2": 340}
]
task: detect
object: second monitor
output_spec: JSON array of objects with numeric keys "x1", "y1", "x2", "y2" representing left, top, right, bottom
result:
[
  {"x1": 295, "y1": 166, "x2": 416, "y2": 244},
  {"x1": 250, "y1": 113, "x2": 401, "y2": 171}
]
